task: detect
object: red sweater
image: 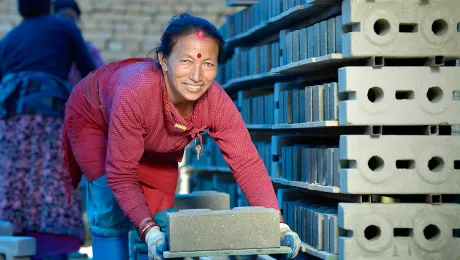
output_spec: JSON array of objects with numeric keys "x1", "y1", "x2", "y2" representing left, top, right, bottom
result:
[{"x1": 63, "y1": 58, "x2": 279, "y2": 227}]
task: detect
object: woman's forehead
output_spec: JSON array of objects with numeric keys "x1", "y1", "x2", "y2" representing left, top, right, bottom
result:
[{"x1": 172, "y1": 33, "x2": 219, "y2": 57}]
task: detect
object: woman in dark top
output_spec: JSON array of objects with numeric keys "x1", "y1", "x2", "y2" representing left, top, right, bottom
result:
[{"x1": 0, "y1": 0, "x2": 96, "y2": 259}]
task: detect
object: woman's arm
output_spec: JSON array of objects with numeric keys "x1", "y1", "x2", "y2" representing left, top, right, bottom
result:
[{"x1": 105, "y1": 87, "x2": 152, "y2": 227}]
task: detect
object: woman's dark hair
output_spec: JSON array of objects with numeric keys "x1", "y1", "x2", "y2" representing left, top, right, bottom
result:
[
  {"x1": 18, "y1": 0, "x2": 51, "y2": 18},
  {"x1": 155, "y1": 13, "x2": 225, "y2": 63},
  {"x1": 53, "y1": 0, "x2": 81, "y2": 17}
]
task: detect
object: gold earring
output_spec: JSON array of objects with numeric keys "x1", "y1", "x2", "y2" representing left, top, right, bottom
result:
[{"x1": 162, "y1": 59, "x2": 168, "y2": 71}]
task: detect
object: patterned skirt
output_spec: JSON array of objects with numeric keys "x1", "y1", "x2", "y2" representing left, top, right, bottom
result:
[{"x1": 0, "y1": 115, "x2": 85, "y2": 242}]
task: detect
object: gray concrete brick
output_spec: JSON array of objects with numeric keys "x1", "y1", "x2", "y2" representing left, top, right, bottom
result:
[
  {"x1": 174, "y1": 191, "x2": 230, "y2": 211},
  {"x1": 0, "y1": 237, "x2": 36, "y2": 259},
  {"x1": 327, "y1": 17, "x2": 336, "y2": 54},
  {"x1": 312, "y1": 85, "x2": 324, "y2": 122},
  {"x1": 323, "y1": 83, "x2": 330, "y2": 120},
  {"x1": 339, "y1": 203, "x2": 460, "y2": 259},
  {"x1": 312, "y1": 23, "x2": 320, "y2": 58},
  {"x1": 340, "y1": 135, "x2": 460, "y2": 194},
  {"x1": 338, "y1": 67, "x2": 460, "y2": 126},
  {"x1": 167, "y1": 207, "x2": 280, "y2": 252},
  {"x1": 320, "y1": 20, "x2": 328, "y2": 56},
  {"x1": 299, "y1": 28, "x2": 307, "y2": 60},
  {"x1": 335, "y1": 15, "x2": 342, "y2": 53},
  {"x1": 304, "y1": 86, "x2": 313, "y2": 123},
  {"x1": 332, "y1": 147, "x2": 340, "y2": 187},
  {"x1": 342, "y1": 0, "x2": 460, "y2": 58},
  {"x1": 0, "y1": 221, "x2": 13, "y2": 236},
  {"x1": 328, "y1": 82, "x2": 338, "y2": 121},
  {"x1": 293, "y1": 30, "x2": 300, "y2": 63},
  {"x1": 307, "y1": 26, "x2": 314, "y2": 59}
]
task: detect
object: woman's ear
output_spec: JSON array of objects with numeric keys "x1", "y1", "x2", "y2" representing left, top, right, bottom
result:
[{"x1": 157, "y1": 52, "x2": 168, "y2": 72}]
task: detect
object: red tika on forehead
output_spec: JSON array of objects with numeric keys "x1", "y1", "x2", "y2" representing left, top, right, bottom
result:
[{"x1": 196, "y1": 30, "x2": 205, "y2": 39}]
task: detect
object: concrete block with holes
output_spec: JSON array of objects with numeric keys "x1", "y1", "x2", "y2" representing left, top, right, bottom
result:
[
  {"x1": 339, "y1": 135, "x2": 460, "y2": 194},
  {"x1": 342, "y1": 0, "x2": 460, "y2": 58},
  {"x1": 0, "y1": 236, "x2": 36, "y2": 260},
  {"x1": 173, "y1": 191, "x2": 230, "y2": 211},
  {"x1": 339, "y1": 203, "x2": 460, "y2": 259},
  {"x1": 338, "y1": 66, "x2": 460, "y2": 125},
  {"x1": 167, "y1": 207, "x2": 280, "y2": 252}
]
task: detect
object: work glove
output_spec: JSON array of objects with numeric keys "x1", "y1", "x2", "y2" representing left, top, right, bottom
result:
[
  {"x1": 145, "y1": 226, "x2": 167, "y2": 260},
  {"x1": 280, "y1": 223, "x2": 301, "y2": 259}
]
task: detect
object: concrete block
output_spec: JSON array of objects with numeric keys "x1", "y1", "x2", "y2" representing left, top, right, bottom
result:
[
  {"x1": 323, "y1": 214, "x2": 330, "y2": 253},
  {"x1": 301, "y1": 147, "x2": 310, "y2": 183},
  {"x1": 339, "y1": 203, "x2": 460, "y2": 259},
  {"x1": 329, "y1": 215, "x2": 339, "y2": 255},
  {"x1": 335, "y1": 15, "x2": 342, "y2": 53},
  {"x1": 323, "y1": 83, "x2": 330, "y2": 121},
  {"x1": 342, "y1": 0, "x2": 460, "y2": 58},
  {"x1": 309, "y1": 148, "x2": 318, "y2": 184},
  {"x1": 0, "y1": 237, "x2": 36, "y2": 260},
  {"x1": 299, "y1": 89, "x2": 306, "y2": 123},
  {"x1": 332, "y1": 147, "x2": 340, "y2": 187},
  {"x1": 307, "y1": 26, "x2": 314, "y2": 58},
  {"x1": 339, "y1": 66, "x2": 460, "y2": 125},
  {"x1": 299, "y1": 28, "x2": 307, "y2": 60},
  {"x1": 293, "y1": 30, "x2": 300, "y2": 63},
  {"x1": 340, "y1": 135, "x2": 460, "y2": 194},
  {"x1": 312, "y1": 23, "x2": 320, "y2": 58},
  {"x1": 287, "y1": 31, "x2": 293, "y2": 65},
  {"x1": 329, "y1": 82, "x2": 338, "y2": 121},
  {"x1": 167, "y1": 207, "x2": 280, "y2": 252},
  {"x1": 304, "y1": 86, "x2": 313, "y2": 123},
  {"x1": 312, "y1": 85, "x2": 325, "y2": 122},
  {"x1": 0, "y1": 221, "x2": 13, "y2": 236},
  {"x1": 320, "y1": 20, "x2": 328, "y2": 56},
  {"x1": 324, "y1": 148, "x2": 334, "y2": 186},
  {"x1": 327, "y1": 17, "x2": 336, "y2": 54},
  {"x1": 174, "y1": 191, "x2": 230, "y2": 211},
  {"x1": 292, "y1": 89, "x2": 300, "y2": 124}
]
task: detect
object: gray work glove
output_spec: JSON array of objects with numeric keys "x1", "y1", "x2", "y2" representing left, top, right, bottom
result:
[
  {"x1": 280, "y1": 223, "x2": 301, "y2": 259},
  {"x1": 145, "y1": 226, "x2": 167, "y2": 260}
]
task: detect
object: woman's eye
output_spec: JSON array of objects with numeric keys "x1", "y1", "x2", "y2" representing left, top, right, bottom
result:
[
  {"x1": 204, "y1": 62, "x2": 214, "y2": 67},
  {"x1": 180, "y1": 60, "x2": 191, "y2": 64}
]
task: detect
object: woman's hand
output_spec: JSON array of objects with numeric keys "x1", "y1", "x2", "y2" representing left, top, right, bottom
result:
[
  {"x1": 146, "y1": 226, "x2": 167, "y2": 260},
  {"x1": 280, "y1": 223, "x2": 301, "y2": 259}
]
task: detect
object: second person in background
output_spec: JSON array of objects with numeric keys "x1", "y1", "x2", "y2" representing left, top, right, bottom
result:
[
  {"x1": 53, "y1": 0, "x2": 105, "y2": 86},
  {"x1": 62, "y1": 13, "x2": 301, "y2": 260}
]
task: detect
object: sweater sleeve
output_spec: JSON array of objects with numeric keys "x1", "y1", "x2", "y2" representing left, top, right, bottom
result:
[
  {"x1": 66, "y1": 21, "x2": 96, "y2": 77},
  {"x1": 105, "y1": 87, "x2": 151, "y2": 227},
  {"x1": 209, "y1": 89, "x2": 281, "y2": 214}
]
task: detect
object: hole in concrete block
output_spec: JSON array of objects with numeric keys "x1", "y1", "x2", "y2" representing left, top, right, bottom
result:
[
  {"x1": 399, "y1": 23, "x2": 418, "y2": 33},
  {"x1": 364, "y1": 225, "x2": 381, "y2": 241},
  {"x1": 395, "y1": 90, "x2": 415, "y2": 100},
  {"x1": 371, "y1": 125, "x2": 382, "y2": 135},
  {"x1": 374, "y1": 19, "x2": 391, "y2": 36},
  {"x1": 419, "y1": 0, "x2": 429, "y2": 5},
  {"x1": 343, "y1": 22, "x2": 361, "y2": 33},
  {"x1": 340, "y1": 160, "x2": 357, "y2": 169},
  {"x1": 424, "y1": 224, "x2": 441, "y2": 241},
  {"x1": 430, "y1": 194, "x2": 442, "y2": 204},
  {"x1": 432, "y1": 19, "x2": 448, "y2": 36},
  {"x1": 368, "y1": 156, "x2": 384, "y2": 172},
  {"x1": 396, "y1": 160, "x2": 415, "y2": 169},
  {"x1": 453, "y1": 91, "x2": 460, "y2": 101},
  {"x1": 338, "y1": 91, "x2": 356, "y2": 101},
  {"x1": 428, "y1": 125, "x2": 439, "y2": 135},
  {"x1": 458, "y1": 23, "x2": 460, "y2": 32},
  {"x1": 368, "y1": 87, "x2": 384, "y2": 103},
  {"x1": 454, "y1": 229, "x2": 460, "y2": 238},
  {"x1": 394, "y1": 228, "x2": 413, "y2": 237},
  {"x1": 433, "y1": 56, "x2": 445, "y2": 65},
  {"x1": 427, "y1": 86, "x2": 443, "y2": 103},
  {"x1": 428, "y1": 156, "x2": 444, "y2": 172},
  {"x1": 454, "y1": 160, "x2": 460, "y2": 169}
]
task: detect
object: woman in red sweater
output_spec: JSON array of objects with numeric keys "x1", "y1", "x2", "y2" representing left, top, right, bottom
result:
[{"x1": 62, "y1": 13, "x2": 300, "y2": 260}]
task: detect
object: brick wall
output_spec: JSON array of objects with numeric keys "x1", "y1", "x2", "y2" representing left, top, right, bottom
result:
[{"x1": 0, "y1": 0, "x2": 241, "y2": 62}]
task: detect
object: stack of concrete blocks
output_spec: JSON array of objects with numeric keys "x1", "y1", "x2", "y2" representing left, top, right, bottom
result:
[
  {"x1": 0, "y1": 221, "x2": 36, "y2": 260},
  {"x1": 167, "y1": 207, "x2": 280, "y2": 252},
  {"x1": 174, "y1": 191, "x2": 231, "y2": 211},
  {"x1": 277, "y1": 0, "x2": 460, "y2": 259}
]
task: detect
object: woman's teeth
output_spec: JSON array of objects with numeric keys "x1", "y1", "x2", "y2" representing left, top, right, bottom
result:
[{"x1": 185, "y1": 84, "x2": 201, "y2": 91}]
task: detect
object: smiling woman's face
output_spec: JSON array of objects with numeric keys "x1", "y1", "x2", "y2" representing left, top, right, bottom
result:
[{"x1": 158, "y1": 32, "x2": 219, "y2": 106}]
